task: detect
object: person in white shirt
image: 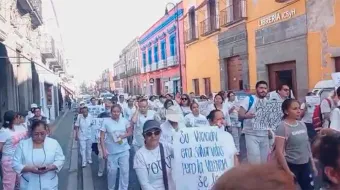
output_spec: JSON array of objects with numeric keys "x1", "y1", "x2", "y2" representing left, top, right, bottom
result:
[
  {"x1": 100, "y1": 104, "x2": 132, "y2": 190},
  {"x1": 12, "y1": 120, "x2": 65, "y2": 190},
  {"x1": 238, "y1": 80, "x2": 269, "y2": 164},
  {"x1": 268, "y1": 83, "x2": 294, "y2": 100},
  {"x1": 321, "y1": 90, "x2": 336, "y2": 129},
  {"x1": 131, "y1": 99, "x2": 161, "y2": 151},
  {"x1": 75, "y1": 106, "x2": 94, "y2": 167},
  {"x1": 178, "y1": 94, "x2": 192, "y2": 116},
  {"x1": 207, "y1": 94, "x2": 231, "y2": 128},
  {"x1": 330, "y1": 87, "x2": 340, "y2": 131},
  {"x1": 0, "y1": 111, "x2": 28, "y2": 190},
  {"x1": 160, "y1": 106, "x2": 185, "y2": 144},
  {"x1": 134, "y1": 120, "x2": 175, "y2": 190},
  {"x1": 300, "y1": 92, "x2": 317, "y2": 140},
  {"x1": 184, "y1": 102, "x2": 209, "y2": 128},
  {"x1": 123, "y1": 97, "x2": 136, "y2": 121},
  {"x1": 118, "y1": 95, "x2": 128, "y2": 111},
  {"x1": 225, "y1": 92, "x2": 242, "y2": 154}
]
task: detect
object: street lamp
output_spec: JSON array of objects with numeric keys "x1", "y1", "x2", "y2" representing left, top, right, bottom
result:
[{"x1": 165, "y1": 2, "x2": 183, "y2": 94}]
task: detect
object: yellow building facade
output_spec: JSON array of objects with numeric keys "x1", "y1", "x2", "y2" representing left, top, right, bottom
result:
[
  {"x1": 246, "y1": 0, "x2": 340, "y2": 98},
  {"x1": 182, "y1": 0, "x2": 237, "y2": 95}
]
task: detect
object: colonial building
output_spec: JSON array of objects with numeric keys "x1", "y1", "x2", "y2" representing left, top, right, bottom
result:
[
  {"x1": 113, "y1": 58, "x2": 126, "y2": 93},
  {"x1": 0, "y1": 0, "x2": 68, "y2": 122},
  {"x1": 121, "y1": 37, "x2": 141, "y2": 95},
  {"x1": 139, "y1": 2, "x2": 186, "y2": 95},
  {"x1": 246, "y1": 0, "x2": 340, "y2": 98},
  {"x1": 100, "y1": 68, "x2": 114, "y2": 92}
]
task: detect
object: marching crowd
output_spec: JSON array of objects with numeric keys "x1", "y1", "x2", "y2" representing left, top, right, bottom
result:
[
  {"x1": 73, "y1": 80, "x2": 340, "y2": 190},
  {"x1": 1, "y1": 79, "x2": 340, "y2": 190}
]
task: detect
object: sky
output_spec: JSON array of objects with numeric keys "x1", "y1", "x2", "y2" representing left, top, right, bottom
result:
[{"x1": 53, "y1": 0, "x2": 181, "y2": 83}]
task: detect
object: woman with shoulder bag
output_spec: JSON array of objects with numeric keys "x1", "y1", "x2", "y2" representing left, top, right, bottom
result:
[{"x1": 134, "y1": 120, "x2": 175, "y2": 190}]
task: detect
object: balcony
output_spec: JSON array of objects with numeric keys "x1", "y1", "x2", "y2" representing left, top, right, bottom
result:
[
  {"x1": 184, "y1": 26, "x2": 199, "y2": 44},
  {"x1": 167, "y1": 56, "x2": 178, "y2": 67},
  {"x1": 40, "y1": 34, "x2": 56, "y2": 61},
  {"x1": 119, "y1": 73, "x2": 127, "y2": 79},
  {"x1": 220, "y1": 0, "x2": 247, "y2": 27},
  {"x1": 17, "y1": 0, "x2": 43, "y2": 28},
  {"x1": 200, "y1": 15, "x2": 219, "y2": 36}
]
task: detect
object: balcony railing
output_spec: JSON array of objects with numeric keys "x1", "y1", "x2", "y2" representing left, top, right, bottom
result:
[
  {"x1": 40, "y1": 34, "x2": 56, "y2": 59},
  {"x1": 119, "y1": 73, "x2": 127, "y2": 79},
  {"x1": 200, "y1": 15, "x2": 219, "y2": 36},
  {"x1": 184, "y1": 26, "x2": 199, "y2": 43},
  {"x1": 220, "y1": 0, "x2": 247, "y2": 27},
  {"x1": 17, "y1": 0, "x2": 43, "y2": 28}
]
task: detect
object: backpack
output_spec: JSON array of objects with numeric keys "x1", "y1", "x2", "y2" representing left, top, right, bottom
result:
[
  {"x1": 239, "y1": 95, "x2": 254, "y2": 128},
  {"x1": 312, "y1": 98, "x2": 331, "y2": 131}
]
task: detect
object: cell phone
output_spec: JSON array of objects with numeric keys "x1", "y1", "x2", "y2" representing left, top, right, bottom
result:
[{"x1": 38, "y1": 167, "x2": 46, "y2": 170}]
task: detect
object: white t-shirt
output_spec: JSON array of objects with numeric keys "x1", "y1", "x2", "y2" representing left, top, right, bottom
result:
[
  {"x1": 225, "y1": 101, "x2": 241, "y2": 127},
  {"x1": 123, "y1": 106, "x2": 136, "y2": 121},
  {"x1": 100, "y1": 117, "x2": 130, "y2": 155},
  {"x1": 133, "y1": 110, "x2": 158, "y2": 147},
  {"x1": 160, "y1": 120, "x2": 185, "y2": 144},
  {"x1": 134, "y1": 143, "x2": 175, "y2": 190},
  {"x1": 0, "y1": 125, "x2": 27, "y2": 158},
  {"x1": 320, "y1": 98, "x2": 335, "y2": 128},
  {"x1": 207, "y1": 103, "x2": 232, "y2": 126},
  {"x1": 330, "y1": 108, "x2": 340, "y2": 131},
  {"x1": 184, "y1": 113, "x2": 209, "y2": 128}
]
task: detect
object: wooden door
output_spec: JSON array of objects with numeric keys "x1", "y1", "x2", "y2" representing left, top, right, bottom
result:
[
  {"x1": 226, "y1": 56, "x2": 242, "y2": 91},
  {"x1": 268, "y1": 61, "x2": 297, "y2": 97},
  {"x1": 156, "y1": 78, "x2": 161, "y2": 95},
  {"x1": 335, "y1": 57, "x2": 340, "y2": 72}
]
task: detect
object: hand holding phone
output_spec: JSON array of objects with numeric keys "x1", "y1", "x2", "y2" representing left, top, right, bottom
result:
[{"x1": 38, "y1": 167, "x2": 46, "y2": 171}]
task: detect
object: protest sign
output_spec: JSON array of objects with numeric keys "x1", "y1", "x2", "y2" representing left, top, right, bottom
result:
[
  {"x1": 306, "y1": 96, "x2": 320, "y2": 106},
  {"x1": 91, "y1": 118, "x2": 106, "y2": 142},
  {"x1": 253, "y1": 100, "x2": 283, "y2": 130},
  {"x1": 331, "y1": 72, "x2": 340, "y2": 88},
  {"x1": 88, "y1": 105, "x2": 105, "y2": 118},
  {"x1": 173, "y1": 127, "x2": 235, "y2": 190},
  {"x1": 198, "y1": 101, "x2": 213, "y2": 117}
]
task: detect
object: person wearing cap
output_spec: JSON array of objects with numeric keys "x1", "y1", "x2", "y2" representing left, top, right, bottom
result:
[
  {"x1": 75, "y1": 105, "x2": 94, "y2": 167},
  {"x1": 0, "y1": 111, "x2": 27, "y2": 190},
  {"x1": 134, "y1": 120, "x2": 175, "y2": 190},
  {"x1": 25, "y1": 104, "x2": 45, "y2": 124},
  {"x1": 100, "y1": 104, "x2": 132, "y2": 190},
  {"x1": 160, "y1": 106, "x2": 185, "y2": 144},
  {"x1": 131, "y1": 98, "x2": 161, "y2": 151}
]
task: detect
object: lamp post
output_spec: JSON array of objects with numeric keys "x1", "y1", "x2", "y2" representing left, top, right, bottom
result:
[{"x1": 165, "y1": 2, "x2": 183, "y2": 94}]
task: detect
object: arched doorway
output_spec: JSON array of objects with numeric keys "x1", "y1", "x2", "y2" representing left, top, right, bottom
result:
[{"x1": 0, "y1": 43, "x2": 12, "y2": 121}]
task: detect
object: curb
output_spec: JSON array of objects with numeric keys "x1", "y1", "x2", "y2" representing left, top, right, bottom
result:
[
  {"x1": 67, "y1": 130, "x2": 78, "y2": 190},
  {"x1": 50, "y1": 111, "x2": 68, "y2": 134}
]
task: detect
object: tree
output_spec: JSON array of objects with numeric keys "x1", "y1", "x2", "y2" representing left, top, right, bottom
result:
[{"x1": 79, "y1": 81, "x2": 88, "y2": 94}]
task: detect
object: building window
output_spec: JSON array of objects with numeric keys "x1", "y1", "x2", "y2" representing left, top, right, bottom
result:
[
  {"x1": 193, "y1": 79, "x2": 200, "y2": 95},
  {"x1": 142, "y1": 52, "x2": 146, "y2": 67},
  {"x1": 187, "y1": 8, "x2": 197, "y2": 41},
  {"x1": 148, "y1": 48, "x2": 152, "y2": 65},
  {"x1": 169, "y1": 34, "x2": 176, "y2": 56},
  {"x1": 203, "y1": 78, "x2": 211, "y2": 96},
  {"x1": 154, "y1": 45, "x2": 159, "y2": 63},
  {"x1": 161, "y1": 40, "x2": 166, "y2": 60}
]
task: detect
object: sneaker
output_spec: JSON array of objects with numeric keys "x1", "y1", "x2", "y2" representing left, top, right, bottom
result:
[
  {"x1": 88, "y1": 160, "x2": 93, "y2": 164},
  {"x1": 98, "y1": 171, "x2": 103, "y2": 177},
  {"x1": 82, "y1": 162, "x2": 86, "y2": 168}
]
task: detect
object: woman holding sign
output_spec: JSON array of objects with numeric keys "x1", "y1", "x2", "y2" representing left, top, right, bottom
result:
[{"x1": 134, "y1": 120, "x2": 175, "y2": 190}]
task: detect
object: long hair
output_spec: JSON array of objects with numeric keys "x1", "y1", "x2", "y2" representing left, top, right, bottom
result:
[{"x1": 213, "y1": 164, "x2": 295, "y2": 190}]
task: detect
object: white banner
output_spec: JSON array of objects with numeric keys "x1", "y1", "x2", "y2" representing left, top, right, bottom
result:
[
  {"x1": 173, "y1": 127, "x2": 234, "y2": 190},
  {"x1": 90, "y1": 118, "x2": 106, "y2": 142},
  {"x1": 253, "y1": 100, "x2": 283, "y2": 130},
  {"x1": 88, "y1": 105, "x2": 105, "y2": 118},
  {"x1": 306, "y1": 95, "x2": 320, "y2": 106}
]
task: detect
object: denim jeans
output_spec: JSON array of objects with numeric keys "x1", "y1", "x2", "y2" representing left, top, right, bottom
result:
[
  {"x1": 245, "y1": 134, "x2": 269, "y2": 164},
  {"x1": 231, "y1": 127, "x2": 242, "y2": 153}
]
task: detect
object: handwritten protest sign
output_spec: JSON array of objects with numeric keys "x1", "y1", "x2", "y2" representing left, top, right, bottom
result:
[
  {"x1": 198, "y1": 101, "x2": 214, "y2": 117},
  {"x1": 306, "y1": 96, "x2": 320, "y2": 106},
  {"x1": 90, "y1": 118, "x2": 106, "y2": 142},
  {"x1": 332, "y1": 72, "x2": 340, "y2": 88},
  {"x1": 173, "y1": 127, "x2": 235, "y2": 190},
  {"x1": 253, "y1": 100, "x2": 283, "y2": 130},
  {"x1": 88, "y1": 105, "x2": 105, "y2": 118}
]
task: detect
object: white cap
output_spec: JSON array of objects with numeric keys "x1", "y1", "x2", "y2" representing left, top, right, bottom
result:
[{"x1": 30, "y1": 103, "x2": 38, "y2": 108}]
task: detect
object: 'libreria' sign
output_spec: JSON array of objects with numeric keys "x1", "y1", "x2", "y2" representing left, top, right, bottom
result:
[{"x1": 258, "y1": 9, "x2": 296, "y2": 27}]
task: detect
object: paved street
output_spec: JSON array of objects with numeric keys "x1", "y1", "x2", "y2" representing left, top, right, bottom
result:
[
  {"x1": 50, "y1": 112, "x2": 75, "y2": 190},
  {"x1": 90, "y1": 147, "x2": 140, "y2": 190}
]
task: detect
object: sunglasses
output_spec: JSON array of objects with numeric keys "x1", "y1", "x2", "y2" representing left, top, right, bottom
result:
[
  {"x1": 144, "y1": 130, "x2": 161, "y2": 137},
  {"x1": 181, "y1": 98, "x2": 188, "y2": 100}
]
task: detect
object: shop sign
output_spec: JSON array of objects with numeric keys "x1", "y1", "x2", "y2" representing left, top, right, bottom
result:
[{"x1": 258, "y1": 9, "x2": 296, "y2": 27}]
